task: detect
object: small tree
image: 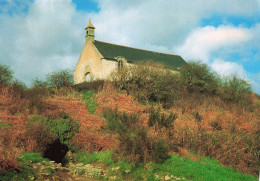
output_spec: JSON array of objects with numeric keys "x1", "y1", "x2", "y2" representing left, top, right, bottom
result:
[
  {"x1": 46, "y1": 69, "x2": 73, "y2": 88},
  {"x1": 0, "y1": 64, "x2": 14, "y2": 87},
  {"x1": 112, "y1": 61, "x2": 182, "y2": 108},
  {"x1": 32, "y1": 78, "x2": 48, "y2": 88},
  {"x1": 179, "y1": 61, "x2": 219, "y2": 94},
  {"x1": 220, "y1": 74, "x2": 252, "y2": 103}
]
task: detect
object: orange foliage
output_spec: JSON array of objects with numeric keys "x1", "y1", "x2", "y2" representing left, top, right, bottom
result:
[{"x1": 95, "y1": 83, "x2": 148, "y2": 115}]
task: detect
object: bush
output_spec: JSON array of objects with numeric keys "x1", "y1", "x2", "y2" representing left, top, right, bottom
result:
[
  {"x1": 152, "y1": 139, "x2": 169, "y2": 164},
  {"x1": 103, "y1": 109, "x2": 169, "y2": 164},
  {"x1": 25, "y1": 121, "x2": 57, "y2": 154},
  {"x1": 0, "y1": 64, "x2": 14, "y2": 87},
  {"x1": 113, "y1": 61, "x2": 183, "y2": 108},
  {"x1": 148, "y1": 107, "x2": 178, "y2": 130},
  {"x1": 32, "y1": 78, "x2": 48, "y2": 88},
  {"x1": 0, "y1": 126, "x2": 25, "y2": 174},
  {"x1": 46, "y1": 69, "x2": 73, "y2": 88},
  {"x1": 220, "y1": 74, "x2": 252, "y2": 104},
  {"x1": 27, "y1": 114, "x2": 79, "y2": 151},
  {"x1": 24, "y1": 87, "x2": 49, "y2": 114},
  {"x1": 74, "y1": 80, "x2": 105, "y2": 91},
  {"x1": 9, "y1": 79, "x2": 26, "y2": 99},
  {"x1": 179, "y1": 61, "x2": 219, "y2": 94}
]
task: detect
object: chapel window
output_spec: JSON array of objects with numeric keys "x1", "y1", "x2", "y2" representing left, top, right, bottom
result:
[
  {"x1": 85, "y1": 72, "x2": 91, "y2": 82},
  {"x1": 118, "y1": 60, "x2": 123, "y2": 71}
]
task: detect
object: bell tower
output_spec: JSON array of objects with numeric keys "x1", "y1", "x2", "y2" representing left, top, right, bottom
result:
[{"x1": 85, "y1": 19, "x2": 95, "y2": 42}]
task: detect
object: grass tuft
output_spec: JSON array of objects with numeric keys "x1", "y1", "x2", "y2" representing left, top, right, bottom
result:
[{"x1": 83, "y1": 90, "x2": 97, "y2": 114}]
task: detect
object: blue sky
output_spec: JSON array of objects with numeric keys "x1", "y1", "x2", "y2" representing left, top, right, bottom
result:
[{"x1": 0, "y1": 0, "x2": 259, "y2": 93}]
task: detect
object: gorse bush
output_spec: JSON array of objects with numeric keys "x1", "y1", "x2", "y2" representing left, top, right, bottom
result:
[
  {"x1": 27, "y1": 114, "x2": 79, "y2": 151},
  {"x1": 148, "y1": 107, "x2": 178, "y2": 129},
  {"x1": 220, "y1": 74, "x2": 252, "y2": 104},
  {"x1": 25, "y1": 121, "x2": 57, "y2": 154},
  {"x1": 103, "y1": 109, "x2": 169, "y2": 164},
  {"x1": 179, "y1": 61, "x2": 220, "y2": 94},
  {"x1": 32, "y1": 78, "x2": 48, "y2": 88},
  {"x1": 112, "y1": 60, "x2": 253, "y2": 110},
  {"x1": 24, "y1": 87, "x2": 49, "y2": 114},
  {"x1": 0, "y1": 64, "x2": 14, "y2": 87},
  {"x1": 113, "y1": 61, "x2": 183, "y2": 108},
  {"x1": 148, "y1": 107, "x2": 178, "y2": 145},
  {"x1": 74, "y1": 80, "x2": 105, "y2": 91},
  {"x1": 46, "y1": 69, "x2": 73, "y2": 88}
]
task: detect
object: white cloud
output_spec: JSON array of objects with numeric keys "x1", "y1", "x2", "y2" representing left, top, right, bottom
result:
[
  {"x1": 212, "y1": 59, "x2": 260, "y2": 93},
  {"x1": 175, "y1": 26, "x2": 251, "y2": 63},
  {"x1": 92, "y1": 0, "x2": 259, "y2": 51},
  {"x1": 0, "y1": 0, "x2": 86, "y2": 85},
  {"x1": 0, "y1": 0, "x2": 259, "y2": 91},
  {"x1": 211, "y1": 59, "x2": 248, "y2": 79}
]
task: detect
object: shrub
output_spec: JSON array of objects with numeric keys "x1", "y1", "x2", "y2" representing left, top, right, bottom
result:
[
  {"x1": 0, "y1": 64, "x2": 14, "y2": 87},
  {"x1": 24, "y1": 87, "x2": 49, "y2": 114},
  {"x1": 179, "y1": 61, "x2": 219, "y2": 94},
  {"x1": 0, "y1": 126, "x2": 25, "y2": 174},
  {"x1": 46, "y1": 69, "x2": 73, "y2": 88},
  {"x1": 152, "y1": 139, "x2": 169, "y2": 164},
  {"x1": 9, "y1": 79, "x2": 26, "y2": 99},
  {"x1": 220, "y1": 74, "x2": 252, "y2": 105},
  {"x1": 27, "y1": 114, "x2": 79, "y2": 151},
  {"x1": 32, "y1": 78, "x2": 48, "y2": 88},
  {"x1": 113, "y1": 61, "x2": 183, "y2": 108},
  {"x1": 25, "y1": 121, "x2": 57, "y2": 153},
  {"x1": 103, "y1": 109, "x2": 169, "y2": 164},
  {"x1": 148, "y1": 107, "x2": 178, "y2": 130},
  {"x1": 74, "y1": 80, "x2": 105, "y2": 91}
]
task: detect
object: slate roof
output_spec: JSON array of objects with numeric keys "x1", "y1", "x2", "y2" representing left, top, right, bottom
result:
[{"x1": 93, "y1": 40, "x2": 186, "y2": 69}]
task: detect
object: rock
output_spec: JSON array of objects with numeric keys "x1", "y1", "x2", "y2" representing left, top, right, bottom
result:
[
  {"x1": 76, "y1": 163, "x2": 84, "y2": 167},
  {"x1": 165, "y1": 175, "x2": 171, "y2": 180},
  {"x1": 155, "y1": 174, "x2": 160, "y2": 179},
  {"x1": 109, "y1": 176, "x2": 117, "y2": 180},
  {"x1": 111, "y1": 166, "x2": 120, "y2": 172},
  {"x1": 124, "y1": 169, "x2": 131, "y2": 173}
]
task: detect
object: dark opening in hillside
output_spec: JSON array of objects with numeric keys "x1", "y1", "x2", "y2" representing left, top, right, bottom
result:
[{"x1": 43, "y1": 140, "x2": 68, "y2": 166}]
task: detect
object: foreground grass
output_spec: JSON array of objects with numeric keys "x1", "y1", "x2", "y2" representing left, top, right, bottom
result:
[
  {"x1": 76, "y1": 151, "x2": 257, "y2": 181},
  {"x1": 0, "y1": 153, "x2": 49, "y2": 181},
  {"x1": 1, "y1": 151, "x2": 257, "y2": 181},
  {"x1": 83, "y1": 90, "x2": 97, "y2": 114},
  {"x1": 155, "y1": 155, "x2": 257, "y2": 181}
]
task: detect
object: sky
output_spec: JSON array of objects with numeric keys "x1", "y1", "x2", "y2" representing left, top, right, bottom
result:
[{"x1": 0, "y1": 0, "x2": 259, "y2": 93}]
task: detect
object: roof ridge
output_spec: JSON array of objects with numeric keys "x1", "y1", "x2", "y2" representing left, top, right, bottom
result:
[{"x1": 95, "y1": 40, "x2": 181, "y2": 57}]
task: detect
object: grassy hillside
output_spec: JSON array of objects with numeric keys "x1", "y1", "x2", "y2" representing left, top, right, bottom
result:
[{"x1": 0, "y1": 62, "x2": 259, "y2": 180}]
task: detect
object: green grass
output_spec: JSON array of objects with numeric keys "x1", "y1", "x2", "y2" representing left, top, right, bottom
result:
[
  {"x1": 0, "y1": 153, "x2": 49, "y2": 181},
  {"x1": 83, "y1": 90, "x2": 97, "y2": 114},
  {"x1": 19, "y1": 152, "x2": 49, "y2": 163},
  {"x1": 75, "y1": 151, "x2": 258, "y2": 181},
  {"x1": 151, "y1": 155, "x2": 257, "y2": 181},
  {"x1": 75, "y1": 150, "x2": 113, "y2": 165},
  {"x1": 0, "y1": 122, "x2": 12, "y2": 127}
]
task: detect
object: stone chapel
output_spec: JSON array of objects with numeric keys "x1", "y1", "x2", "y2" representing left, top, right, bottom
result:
[{"x1": 74, "y1": 20, "x2": 186, "y2": 84}]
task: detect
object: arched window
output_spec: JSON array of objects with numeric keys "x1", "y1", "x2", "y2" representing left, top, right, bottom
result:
[
  {"x1": 118, "y1": 60, "x2": 123, "y2": 71},
  {"x1": 85, "y1": 72, "x2": 91, "y2": 82}
]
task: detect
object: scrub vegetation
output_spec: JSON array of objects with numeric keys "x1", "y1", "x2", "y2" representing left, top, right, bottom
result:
[{"x1": 0, "y1": 62, "x2": 259, "y2": 180}]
